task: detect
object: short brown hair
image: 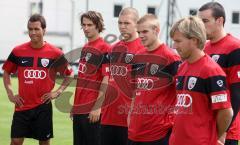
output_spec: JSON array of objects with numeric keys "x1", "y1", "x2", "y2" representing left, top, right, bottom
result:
[
  {"x1": 28, "y1": 14, "x2": 46, "y2": 29},
  {"x1": 199, "y1": 2, "x2": 225, "y2": 25},
  {"x1": 80, "y1": 11, "x2": 105, "y2": 33}
]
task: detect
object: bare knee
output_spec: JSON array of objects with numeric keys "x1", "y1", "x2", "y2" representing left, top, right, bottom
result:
[
  {"x1": 11, "y1": 138, "x2": 24, "y2": 145},
  {"x1": 39, "y1": 140, "x2": 50, "y2": 145}
]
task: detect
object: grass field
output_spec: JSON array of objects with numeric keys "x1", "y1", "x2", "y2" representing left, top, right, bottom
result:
[
  {"x1": 0, "y1": 77, "x2": 75, "y2": 145},
  {"x1": 0, "y1": 77, "x2": 239, "y2": 145}
]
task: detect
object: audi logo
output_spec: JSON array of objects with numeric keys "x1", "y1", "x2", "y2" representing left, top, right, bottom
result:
[
  {"x1": 24, "y1": 69, "x2": 46, "y2": 79},
  {"x1": 78, "y1": 63, "x2": 87, "y2": 74},
  {"x1": 176, "y1": 94, "x2": 192, "y2": 108},
  {"x1": 137, "y1": 78, "x2": 154, "y2": 90},
  {"x1": 110, "y1": 65, "x2": 128, "y2": 76}
]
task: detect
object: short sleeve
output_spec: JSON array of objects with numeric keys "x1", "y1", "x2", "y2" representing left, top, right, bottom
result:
[
  {"x1": 2, "y1": 52, "x2": 18, "y2": 74},
  {"x1": 206, "y1": 75, "x2": 231, "y2": 110}
]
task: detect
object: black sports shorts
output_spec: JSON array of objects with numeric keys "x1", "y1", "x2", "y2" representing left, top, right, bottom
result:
[
  {"x1": 11, "y1": 102, "x2": 53, "y2": 141},
  {"x1": 225, "y1": 139, "x2": 239, "y2": 145}
]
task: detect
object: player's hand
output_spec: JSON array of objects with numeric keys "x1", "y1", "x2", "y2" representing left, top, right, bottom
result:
[
  {"x1": 127, "y1": 113, "x2": 131, "y2": 127},
  {"x1": 69, "y1": 109, "x2": 74, "y2": 121},
  {"x1": 70, "y1": 113, "x2": 73, "y2": 121},
  {"x1": 218, "y1": 132, "x2": 226, "y2": 145},
  {"x1": 41, "y1": 91, "x2": 60, "y2": 103},
  {"x1": 88, "y1": 108, "x2": 101, "y2": 123},
  {"x1": 8, "y1": 94, "x2": 24, "y2": 107},
  {"x1": 217, "y1": 140, "x2": 224, "y2": 145}
]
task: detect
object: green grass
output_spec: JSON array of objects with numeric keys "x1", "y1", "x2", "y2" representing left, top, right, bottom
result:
[
  {"x1": 0, "y1": 77, "x2": 239, "y2": 145},
  {"x1": 0, "y1": 77, "x2": 75, "y2": 145}
]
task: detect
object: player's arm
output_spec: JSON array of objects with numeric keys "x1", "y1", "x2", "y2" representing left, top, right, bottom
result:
[
  {"x1": 216, "y1": 108, "x2": 233, "y2": 139},
  {"x1": 227, "y1": 48, "x2": 240, "y2": 124},
  {"x1": 229, "y1": 83, "x2": 240, "y2": 124},
  {"x1": 89, "y1": 51, "x2": 110, "y2": 123},
  {"x1": 206, "y1": 69, "x2": 233, "y2": 142},
  {"x1": 162, "y1": 59, "x2": 181, "y2": 77},
  {"x1": 41, "y1": 69, "x2": 74, "y2": 103},
  {"x1": 127, "y1": 92, "x2": 136, "y2": 127},
  {"x1": 3, "y1": 71, "x2": 24, "y2": 107},
  {"x1": 54, "y1": 70, "x2": 74, "y2": 95},
  {"x1": 89, "y1": 75, "x2": 109, "y2": 123},
  {"x1": 41, "y1": 54, "x2": 74, "y2": 103},
  {"x1": 2, "y1": 51, "x2": 23, "y2": 106}
]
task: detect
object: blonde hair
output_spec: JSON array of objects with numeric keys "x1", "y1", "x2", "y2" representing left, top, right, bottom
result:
[
  {"x1": 137, "y1": 14, "x2": 160, "y2": 29},
  {"x1": 170, "y1": 16, "x2": 206, "y2": 49},
  {"x1": 119, "y1": 7, "x2": 139, "y2": 23}
]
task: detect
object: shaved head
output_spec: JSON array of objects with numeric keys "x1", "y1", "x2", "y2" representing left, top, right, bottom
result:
[{"x1": 119, "y1": 7, "x2": 139, "y2": 23}]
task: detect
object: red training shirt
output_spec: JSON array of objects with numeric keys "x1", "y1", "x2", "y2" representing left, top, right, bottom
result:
[
  {"x1": 169, "y1": 55, "x2": 231, "y2": 145},
  {"x1": 204, "y1": 34, "x2": 240, "y2": 140},
  {"x1": 3, "y1": 41, "x2": 72, "y2": 111},
  {"x1": 128, "y1": 43, "x2": 180, "y2": 142}
]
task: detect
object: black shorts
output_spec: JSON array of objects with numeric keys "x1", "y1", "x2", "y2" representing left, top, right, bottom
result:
[
  {"x1": 101, "y1": 125, "x2": 128, "y2": 145},
  {"x1": 127, "y1": 129, "x2": 171, "y2": 145},
  {"x1": 11, "y1": 102, "x2": 53, "y2": 141},
  {"x1": 225, "y1": 139, "x2": 239, "y2": 145},
  {"x1": 73, "y1": 114, "x2": 101, "y2": 145}
]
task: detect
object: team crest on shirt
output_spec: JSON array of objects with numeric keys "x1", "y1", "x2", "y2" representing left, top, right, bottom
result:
[
  {"x1": 125, "y1": 53, "x2": 133, "y2": 63},
  {"x1": 217, "y1": 80, "x2": 224, "y2": 87},
  {"x1": 188, "y1": 77, "x2": 197, "y2": 90},
  {"x1": 41, "y1": 58, "x2": 49, "y2": 67},
  {"x1": 211, "y1": 55, "x2": 220, "y2": 62},
  {"x1": 85, "y1": 53, "x2": 92, "y2": 61},
  {"x1": 150, "y1": 64, "x2": 159, "y2": 75}
]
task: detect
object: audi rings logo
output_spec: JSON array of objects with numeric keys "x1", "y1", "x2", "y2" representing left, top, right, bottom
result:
[
  {"x1": 137, "y1": 78, "x2": 154, "y2": 90},
  {"x1": 110, "y1": 65, "x2": 128, "y2": 76},
  {"x1": 24, "y1": 69, "x2": 46, "y2": 79},
  {"x1": 79, "y1": 63, "x2": 87, "y2": 74},
  {"x1": 176, "y1": 94, "x2": 192, "y2": 108}
]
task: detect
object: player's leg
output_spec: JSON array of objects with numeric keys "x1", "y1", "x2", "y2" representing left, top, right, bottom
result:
[
  {"x1": 32, "y1": 103, "x2": 53, "y2": 143},
  {"x1": 11, "y1": 110, "x2": 33, "y2": 145},
  {"x1": 73, "y1": 114, "x2": 86, "y2": 145},
  {"x1": 39, "y1": 140, "x2": 50, "y2": 145},
  {"x1": 101, "y1": 125, "x2": 115, "y2": 145},
  {"x1": 115, "y1": 126, "x2": 128, "y2": 145},
  {"x1": 10, "y1": 138, "x2": 24, "y2": 145},
  {"x1": 82, "y1": 114, "x2": 101, "y2": 145},
  {"x1": 101, "y1": 125, "x2": 127, "y2": 145}
]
